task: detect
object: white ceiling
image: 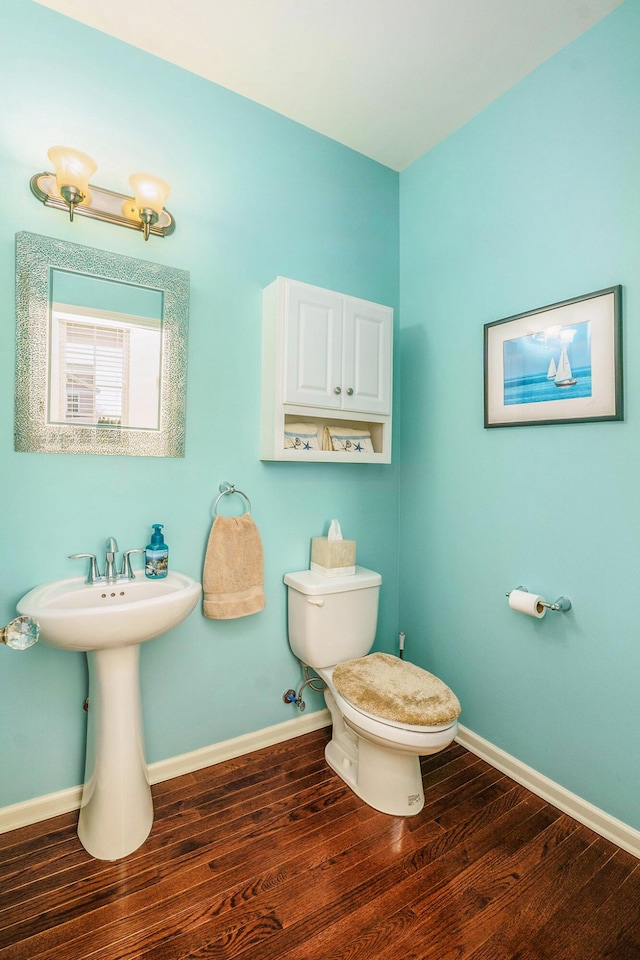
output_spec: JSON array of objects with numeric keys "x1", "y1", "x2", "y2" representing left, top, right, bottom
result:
[{"x1": 35, "y1": 0, "x2": 624, "y2": 171}]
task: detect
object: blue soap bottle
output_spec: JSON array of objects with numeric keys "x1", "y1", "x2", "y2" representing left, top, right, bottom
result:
[{"x1": 145, "y1": 524, "x2": 168, "y2": 579}]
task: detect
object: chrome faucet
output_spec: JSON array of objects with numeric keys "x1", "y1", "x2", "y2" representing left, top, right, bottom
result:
[
  {"x1": 105, "y1": 537, "x2": 119, "y2": 580},
  {"x1": 69, "y1": 538, "x2": 145, "y2": 584}
]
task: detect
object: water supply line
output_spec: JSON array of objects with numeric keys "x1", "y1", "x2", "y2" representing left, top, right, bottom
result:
[
  {"x1": 283, "y1": 664, "x2": 326, "y2": 712},
  {"x1": 398, "y1": 631, "x2": 405, "y2": 659}
]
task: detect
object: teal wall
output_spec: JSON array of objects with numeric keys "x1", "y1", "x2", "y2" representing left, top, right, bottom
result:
[
  {"x1": 3, "y1": 0, "x2": 639, "y2": 839},
  {"x1": 0, "y1": 0, "x2": 399, "y2": 806},
  {"x1": 399, "y1": 0, "x2": 640, "y2": 829}
]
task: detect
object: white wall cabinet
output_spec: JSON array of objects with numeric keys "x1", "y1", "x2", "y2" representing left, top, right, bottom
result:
[{"x1": 261, "y1": 277, "x2": 393, "y2": 462}]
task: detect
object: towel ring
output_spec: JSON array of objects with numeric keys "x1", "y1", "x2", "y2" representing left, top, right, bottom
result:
[{"x1": 214, "y1": 481, "x2": 252, "y2": 516}]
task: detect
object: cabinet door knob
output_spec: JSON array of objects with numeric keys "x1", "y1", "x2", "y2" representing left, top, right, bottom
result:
[
  {"x1": 346, "y1": 387, "x2": 354, "y2": 396},
  {"x1": 334, "y1": 386, "x2": 341, "y2": 395}
]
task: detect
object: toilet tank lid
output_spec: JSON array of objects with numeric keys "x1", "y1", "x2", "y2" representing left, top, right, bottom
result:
[{"x1": 284, "y1": 566, "x2": 382, "y2": 595}]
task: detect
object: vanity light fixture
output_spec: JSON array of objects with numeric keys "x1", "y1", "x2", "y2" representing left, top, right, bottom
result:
[{"x1": 30, "y1": 146, "x2": 175, "y2": 240}]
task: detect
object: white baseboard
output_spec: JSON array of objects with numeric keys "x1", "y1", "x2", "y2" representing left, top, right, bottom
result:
[
  {"x1": 0, "y1": 784, "x2": 84, "y2": 836},
  {"x1": 0, "y1": 709, "x2": 331, "y2": 837},
  {"x1": 456, "y1": 724, "x2": 640, "y2": 859},
  {"x1": 4, "y1": 714, "x2": 637, "y2": 862},
  {"x1": 147, "y1": 709, "x2": 331, "y2": 784}
]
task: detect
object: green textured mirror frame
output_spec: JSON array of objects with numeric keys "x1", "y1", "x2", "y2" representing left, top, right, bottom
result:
[{"x1": 14, "y1": 232, "x2": 190, "y2": 457}]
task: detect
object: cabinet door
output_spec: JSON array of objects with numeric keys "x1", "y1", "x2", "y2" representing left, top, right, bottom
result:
[
  {"x1": 283, "y1": 282, "x2": 344, "y2": 408},
  {"x1": 342, "y1": 298, "x2": 392, "y2": 415}
]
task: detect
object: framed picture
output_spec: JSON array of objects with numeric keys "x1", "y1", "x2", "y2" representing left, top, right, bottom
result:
[{"x1": 484, "y1": 286, "x2": 622, "y2": 428}]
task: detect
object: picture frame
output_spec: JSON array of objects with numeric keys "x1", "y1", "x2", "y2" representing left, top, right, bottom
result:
[{"x1": 484, "y1": 285, "x2": 622, "y2": 428}]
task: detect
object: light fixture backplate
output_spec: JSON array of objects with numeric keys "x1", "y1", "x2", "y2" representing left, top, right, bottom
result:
[{"x1": 30, "y1": 173, "x2": 175, "y2": 237}]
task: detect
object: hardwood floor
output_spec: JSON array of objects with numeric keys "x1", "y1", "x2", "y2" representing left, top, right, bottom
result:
[{"x1": 1, "y1": 728, "x2": 639, "y2": 960}]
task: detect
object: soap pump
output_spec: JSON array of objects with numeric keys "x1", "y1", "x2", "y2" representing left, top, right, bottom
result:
[{"x1": 145, "y1": 523, "x2": 168, "y2": 579}]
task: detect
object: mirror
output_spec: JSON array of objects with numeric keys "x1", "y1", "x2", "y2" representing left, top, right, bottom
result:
[{"x1": 15, "y1": 232, "x2": 189, "y2": 457}]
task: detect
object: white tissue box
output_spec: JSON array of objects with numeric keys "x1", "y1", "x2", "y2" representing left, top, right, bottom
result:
[{"x1": 310, "y1": 537, "x2": 356, "y2": 577}]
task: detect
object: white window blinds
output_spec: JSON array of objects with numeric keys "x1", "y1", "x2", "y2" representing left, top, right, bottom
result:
[{"x1": 59, "y1": 320, "x2": 130, "y2": 425}]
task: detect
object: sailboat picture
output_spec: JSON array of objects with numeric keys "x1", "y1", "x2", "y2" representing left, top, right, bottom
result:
[
  {"x1": 553, "y1": 344, "x2": 577, "y2": 387},
  {"x1": 500, "y1": 318, "x2": 592, "y2": 407},
  {"x1": 485, "y1": 285, "x2": 622, "y2": 427}
]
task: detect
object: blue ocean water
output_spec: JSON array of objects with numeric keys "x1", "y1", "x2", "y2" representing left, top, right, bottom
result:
[{"x1": 504, "y1": 366, "x2": 592, "y2": 405}]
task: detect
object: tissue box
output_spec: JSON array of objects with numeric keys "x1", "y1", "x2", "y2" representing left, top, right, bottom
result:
[{"x1": 310, "y1": 537, "x2": 356, "y2": 577}]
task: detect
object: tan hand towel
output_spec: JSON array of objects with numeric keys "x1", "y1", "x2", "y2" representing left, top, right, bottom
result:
[{"x1": 203, "y1": 514, "x2": 266, "y2": 619}]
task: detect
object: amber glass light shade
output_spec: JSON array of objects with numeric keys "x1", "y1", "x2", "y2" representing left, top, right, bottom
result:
[
  {"x1": 129, "y1": 173, "x2": 171, "y2": 217},
  {"x1": 47, "y1": 146, "x2": 97, "y2": 202},
  {"x1": 129, "y1": 173, "x2": 171, "y2": 239}
]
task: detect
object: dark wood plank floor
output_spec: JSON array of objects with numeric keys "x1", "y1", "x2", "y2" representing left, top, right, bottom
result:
[{"x1": 1, "y1": 728, "x2": 639, "y2": 960}]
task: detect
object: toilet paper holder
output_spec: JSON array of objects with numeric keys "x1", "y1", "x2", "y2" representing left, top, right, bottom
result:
[{"x1": 506, "y1": 586, "x2": 572, "y2": 613}]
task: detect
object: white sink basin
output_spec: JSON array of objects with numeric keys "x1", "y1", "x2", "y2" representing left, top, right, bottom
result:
[{"x1": 17, "y1": 570, "x2": 201, "y2": 651}]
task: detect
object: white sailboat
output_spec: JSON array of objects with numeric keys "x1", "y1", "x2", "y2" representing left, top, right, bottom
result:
[
  {"x1": 554, "y1": 344, "x2": 577, "y2": 387},
  {"x1": 546, "y1": 357, "x2": 557, "y2": 380}
]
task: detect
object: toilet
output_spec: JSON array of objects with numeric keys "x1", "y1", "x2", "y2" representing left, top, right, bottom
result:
[{"x1": 284, "y1": 566, "x2": 461, "y2": 817}]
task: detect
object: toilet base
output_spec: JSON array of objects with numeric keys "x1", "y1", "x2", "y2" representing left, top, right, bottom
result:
[
  {"x1": 324, "y1": 689, "x2": 425, "y2": 816},
  {"x1": 326, "y1": 735, "x2": 425, "y2": 816}
]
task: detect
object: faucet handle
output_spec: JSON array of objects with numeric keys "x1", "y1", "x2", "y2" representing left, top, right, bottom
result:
[
  {"x1": 121, "y1": 548, "x2": 145, "y2": 580},
  {"x1": 69, "y1": 553, "x2": 101, "y2": 584}
]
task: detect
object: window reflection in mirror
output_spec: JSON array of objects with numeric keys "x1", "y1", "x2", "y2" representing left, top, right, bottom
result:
[{"x1": 48, "y1": 271, "x2": 163, "y2": 430}]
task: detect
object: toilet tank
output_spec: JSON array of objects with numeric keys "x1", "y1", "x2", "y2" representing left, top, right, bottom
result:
[{"x1": 284, "y1": 566, "x2": 381, "y2": 669}]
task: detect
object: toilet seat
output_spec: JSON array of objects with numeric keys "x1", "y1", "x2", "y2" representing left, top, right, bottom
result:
[
  {"x1": 317, "y1": 665, "x2": 458, "y2": 753},
  {"x1": 336, "y1": 696, "x2": 455, "y2": 733},
  {"x1": 331, "y1": 652, "x2": 461, "y2": 727}
]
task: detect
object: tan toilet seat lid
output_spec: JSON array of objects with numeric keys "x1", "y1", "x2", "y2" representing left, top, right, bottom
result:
[{"x1": 332, "y1": 652, "x2": 461, "y2": 727}]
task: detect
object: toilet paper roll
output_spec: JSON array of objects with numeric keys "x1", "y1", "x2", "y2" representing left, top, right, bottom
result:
[{"x1": 508, "y1": 589, "x2": 546, "y2": 618}]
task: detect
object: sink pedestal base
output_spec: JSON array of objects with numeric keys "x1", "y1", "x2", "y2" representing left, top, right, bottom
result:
[{"x1": 78, "y1": 645, "x2": 153, "y2": 861}]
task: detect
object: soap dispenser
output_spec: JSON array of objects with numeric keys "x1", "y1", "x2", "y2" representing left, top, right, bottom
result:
[{"x1": 145, "y1": 524, "x2": 168, "y2": 579}]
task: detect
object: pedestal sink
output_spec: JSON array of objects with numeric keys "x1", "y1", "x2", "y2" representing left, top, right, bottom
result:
[{"x1": 17, "y1": 571, "x2": 201, "y2": 860}]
